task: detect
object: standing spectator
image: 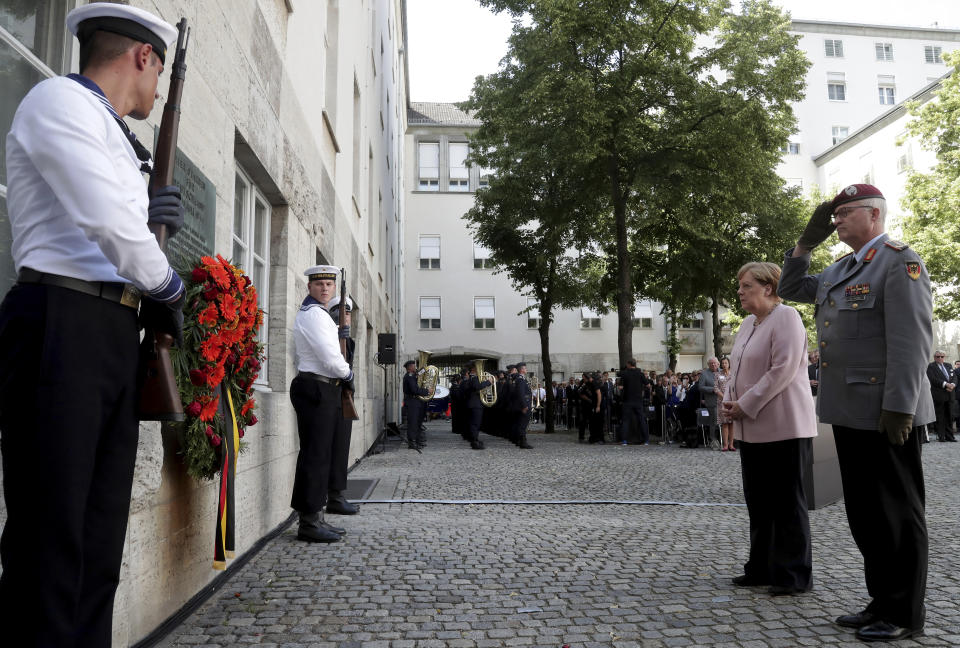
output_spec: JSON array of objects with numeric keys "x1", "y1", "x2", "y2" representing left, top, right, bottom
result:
[
  {"x1": 954, "y1": 360, "x2": 960, "y2": 432},
  {"x1": 619, "y1": 359, "x2": 650, "y2": 445},
  {"x1": 698, "y1": 357, "x2": 721, "y2": 446},
  {"x1": 807, "y1": 351, "x2": 820, "y2": 396},
  {"x1": 723, "y1": 262, "x2": 817, "y2": 597},
  {"x1": 717, "y1": 357, "x2": 735, "y2": 451},
  {"x1": 778, "y1": 183, "x2": 933, "y2": 641},
  {"x1": 926, "y1": 350, "x2": 956, "y2": 442},
  {"x1": 565, "y1": 377, "x2": 577, "y2": 430},
  {"x1": 588, "y1": 373, "x2": 604, "y2": 443}
]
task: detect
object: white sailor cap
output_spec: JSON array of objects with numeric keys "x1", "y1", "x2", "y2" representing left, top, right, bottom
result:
[
  {"x1": 304, "y1": 265, "x2": 340, "y2": 282},
  {"x1": 67, "y1": 2, "x2": 178, "y2": 64},
  {"x1": 327, "y1": 295, "x2": 353, "y2": 312}
]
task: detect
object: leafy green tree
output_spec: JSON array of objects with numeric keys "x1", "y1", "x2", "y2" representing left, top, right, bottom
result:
[{"x1": 901, "y1": 50, "x2": 960, "y2": 320}]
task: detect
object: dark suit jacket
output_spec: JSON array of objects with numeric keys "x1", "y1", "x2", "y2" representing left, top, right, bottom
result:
[
  {"x1": 620, "y1": 368, "x2": 649, "y2": 404},
  {"x1": 926, "y1": 362, "x2": 954, "y2": 403},
  {"x1": 464, "y1": 374, "x2": 492, "y2": 409},
  {"x1": 807, "y1": 363, "x2": 819, "y2": 396}
]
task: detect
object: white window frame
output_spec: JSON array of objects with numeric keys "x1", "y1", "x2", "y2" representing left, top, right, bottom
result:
[
  {"x1": 679, "y1": 313, "x2": 704, "y2": 330},
  {"x1": 418, "y1": 235, "x2": 440, "y2": 269},
  {"x1": 631, "y1": 301, "x2": 654, "y2": 329},
  {"x1": 924, "y1": 45, "x2": 943, "y2": 64},
  {"x1": 824, "y1": 39, "x2": 843, "y2": 58},
  {"x1": 827, "y1": 81, "x2": 846, "y2": 101},
  {"x1": 474, "y1": 297, "x2": 495, "y2": 329},
  {"x1": 875, "y1": 42, "x2": 894, "y2": 62},
  {"x1": 473, "y1": 241, "x2": 494, "y2": 269},
  {"x1": 419, "y1": 296, "x2": 441, "y2": 329},
  {"x1": 878, "y1": 85, "x2": 895, "y2": 105},
  {"x1": 580, "y1": 306, "x2": 601, "y2": 329},
  {"x1": 233, "y1": 166, "x2": 271, "y2": 380},
  {"x1": 832, "y1": 126, "x2": 849, "y2": 146},
  {"x1": 448, "y1": 142, "x2": 469, "y2": 192},
  {"x1": 417, "y1": 141, "x2": 439, "y2": 191},
  {"x1": 527, "y1": 297, "x2": 540, "y2": 329}
]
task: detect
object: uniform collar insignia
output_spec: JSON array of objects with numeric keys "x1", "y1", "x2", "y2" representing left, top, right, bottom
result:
[{"x1": 863, "y1": 248, "x2": 877, "y2": 262}]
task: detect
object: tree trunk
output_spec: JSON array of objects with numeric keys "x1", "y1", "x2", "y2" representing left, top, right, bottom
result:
[
  {"x1": 711, "y1": 295, "x2": 723, "y2": 359},
  {"x1": 538, "y1": 315, "x2": 554, "y2": 434},
  {"x1": 611, "y1": 160, "x2": 633, "y2": 368}
]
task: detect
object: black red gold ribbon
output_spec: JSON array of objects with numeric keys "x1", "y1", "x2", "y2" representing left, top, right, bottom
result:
[{"x1": 213, "y1": 386, "x2": 239, "y2": 570}]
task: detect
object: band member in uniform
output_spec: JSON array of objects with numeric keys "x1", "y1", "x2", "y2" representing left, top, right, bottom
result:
[
  {"x1": 324, "y1": 295, "x2": 359, "y2": 515},
  {"x1": 448, "y1": 373, "x2": 462, "y2": 435},
  {"x1": 620, "y1": 359, "x2": 651, "y2": 445},
  {"x1": 464, "y1": 363, "x2": 492, "y2": 449},
  {"x1": 512, "y1": 362, "x2": 534, "y2": 449},
  {"x1": 0, "y1": 5, "x2": 186, "y2": 645},
  {"x1": 402, "y1": 360, "x2": 428, "y2": 449},
  {"x1": 290, "y1": 266, "x2": 354, "y2": 543},
  {"x1": 779, "y1": 184, "x2": 934, "y2": 642}
]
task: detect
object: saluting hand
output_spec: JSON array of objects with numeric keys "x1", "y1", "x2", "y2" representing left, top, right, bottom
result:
[{"x1": 796, "y1": 200, "x2": 836, "y2": 252}]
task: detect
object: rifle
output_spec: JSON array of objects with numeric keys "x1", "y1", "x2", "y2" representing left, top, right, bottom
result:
[
  {"x1": 339, "y1": 268, "x2": 360, "y2": 420},
  {"x1": 137, "y1": 19, "x2": 190, "y2": 421}
]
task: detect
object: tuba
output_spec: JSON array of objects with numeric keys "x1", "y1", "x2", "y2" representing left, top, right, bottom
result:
[
  {"x1": 416, "y1": 350, "x2": 441, "y2": 402},
  {"x1": 473, "y1": 359, "x2": 498, "y2": 407}
]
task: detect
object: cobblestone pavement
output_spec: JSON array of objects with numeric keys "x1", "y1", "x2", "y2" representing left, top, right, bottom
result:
[{"x1": 160, "y1": 421, "x2": 960, "y2": 647}]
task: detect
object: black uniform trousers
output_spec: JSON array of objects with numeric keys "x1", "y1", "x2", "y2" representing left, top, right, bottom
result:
[
  {"x1": 739, "y1": 437, "x2": 812, "y2": 591},
  {"x1": 512, "y1": 410, "x2": 531, "y2": 443},
  {"x1": 404, "y1": 398, "x2": 425, "y2": 445},
  {"x1": 328, "y1": 416, "x2": 352, "y2": 495},
  {"x1": 619, "y1": 401, "x2": 649, "y2": 443},
  {"x1": 833, "y1": 425, "x2": 927, "y2": 630},
  {"x1": 290, "y1": 376, "x2": 341, "y2": 513},
  {"x1": 931, "y1": 397, "x2": 954, "y2": 440},
  {"x1": 468, "y1": 406, "x2": 483, "y2": 443},
  {"x1": 0, "y1": 284, "x2": 140, "y2": 647}
]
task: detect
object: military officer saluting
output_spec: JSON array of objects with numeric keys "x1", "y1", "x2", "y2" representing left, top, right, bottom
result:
[
  {"x1": 290, "y1": 266, "x2": 354, "y2": 543},
  {"x1": 0, "y1": 4, "x2": 186, "y2": 645},
  {"x1": 779, "y1": 184, "x2": 934, "y2": 642}
]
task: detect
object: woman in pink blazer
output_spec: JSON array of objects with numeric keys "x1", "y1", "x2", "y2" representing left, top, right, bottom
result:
[{"x1": 722, "y1": 262, "x2": 817, "y2": 596}]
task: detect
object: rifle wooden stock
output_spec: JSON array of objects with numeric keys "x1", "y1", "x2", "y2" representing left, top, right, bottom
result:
[
  {"x1": 137, "y1": 19, "x2": 190, "y2": 422},
  {"x1": 339, "y1": 267, "x2": 359, "y2": 420}
]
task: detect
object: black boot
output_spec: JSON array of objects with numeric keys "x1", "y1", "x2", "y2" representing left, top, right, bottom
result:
[
  {"x1": 327, "y1": 491, "x2": 359, "y2": 515},
  {"x1": 518, "y1": 435, "x2": 533, "y2": 449},
  {"x1": 297, "y1": 512, "x2": 341, "y2": 543}
]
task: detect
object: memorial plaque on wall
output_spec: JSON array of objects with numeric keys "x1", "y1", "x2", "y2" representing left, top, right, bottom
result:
[{"x1": 154, "y1": 129, "x2": 216, "y2": 270}]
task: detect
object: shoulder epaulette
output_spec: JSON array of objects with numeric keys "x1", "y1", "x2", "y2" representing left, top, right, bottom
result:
[
  {"x1": 884, "y1": 240, "x2": 909, "y2": 251},
  {"x1": 835, "y1": 251, "x2": 853, "y2": 262}
]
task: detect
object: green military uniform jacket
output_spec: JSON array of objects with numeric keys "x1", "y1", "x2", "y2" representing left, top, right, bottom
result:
[{"x1": 778, "y1": 233, "x2": 935, "y2": 430}]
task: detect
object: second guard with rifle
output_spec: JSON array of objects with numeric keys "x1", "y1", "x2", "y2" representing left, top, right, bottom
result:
[
  {"x1": 290, "y1": 265, "x2": 355, "y2": 543},
  {"x1": 0, "y1": 4, "x2": 186, "y2": 644},
  {"x1": 325, "y1": 294, "x2": 359, "y2": 515}
]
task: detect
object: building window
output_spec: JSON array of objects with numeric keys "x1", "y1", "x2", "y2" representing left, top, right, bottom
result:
[
  {"x1": 827, "y1": 73, "x2": 846, "y2": 101},
  {"x1": 474, "y1": 297, "x2": 495, "y2": 329},
  {"x1": 233, "y1": 167, "x2": 271, "y2": 355},
  {"x1": 875, "y1": 42, "x2": 893, "y2": 62},
  {"x1": 832, "y1": 126, "x2": 849, "y2": 146},
  {"x1": 527, "y1": 297, "x2": 540, "y2": 329},
  {"x1": 418, "y1": 141, "x2": 439, "y2": 191},
  {"x1": 632, "y1": 301, "x2": 654, "y2": 328},
  {"x1": 478, "y1": 164, "x2": 492, "y2": 188},
  {"x1": 878, "y1": 76, "x2": 896, "y2": 105},
  {"x1": 473, "y1": 241, "x2": 494, "y2": 269},
  {"x1": 924, "y1": 45, "x2": 943, "y2": 64},
  {"x1": 580, "y1": 307, "x2": 601, "y2": 329},
  {"x1": 418, "y1": 235, "x2": 440, "y2": 269},
  {"x1": 449, "y1": 142, "x2": 469, "y2": 192},
  {"x1": 419, "y1": 297, "x2": 441, "y2": 329},
  {"x1": 780, "y1": 142, "x2": 800, "y2": 155},
  {"x1": 679, "y1": 313, "x2": 704, "y2": 330},
  {"x1": 824, "y1": 39, "x2": 843, "y2": 58}
]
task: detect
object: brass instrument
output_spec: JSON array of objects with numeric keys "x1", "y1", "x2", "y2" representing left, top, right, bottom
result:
[
  {"x1": 416, "y1": 350, "x2": 440, "y2": 402},
  {"x1": 473, "y1": 359, "x2": 498, "y2": 407}
]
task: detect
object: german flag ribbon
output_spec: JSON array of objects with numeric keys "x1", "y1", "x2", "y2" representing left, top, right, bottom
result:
[{"x1": 213, "y1": 385, "x2": 240, "y2": 570}]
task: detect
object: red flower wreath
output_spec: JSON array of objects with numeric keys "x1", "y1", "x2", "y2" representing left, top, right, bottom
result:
[{"x1": 172, "y1": 255, "x2": 265, "y2": 480}]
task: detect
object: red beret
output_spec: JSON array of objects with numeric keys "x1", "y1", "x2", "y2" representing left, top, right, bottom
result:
[{"x1": 832, "y1": 184, "x2": 884, "y2": 208}]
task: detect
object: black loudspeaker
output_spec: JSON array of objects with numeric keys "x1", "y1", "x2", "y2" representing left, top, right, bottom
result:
[{"x1": 377, "y1": 333, "x2": 396, "y2": 364}]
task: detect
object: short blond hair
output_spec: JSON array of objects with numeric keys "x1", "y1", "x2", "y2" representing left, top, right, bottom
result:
[{"x1": 737, "y1": 262, "x2": 783, "y2": 303}]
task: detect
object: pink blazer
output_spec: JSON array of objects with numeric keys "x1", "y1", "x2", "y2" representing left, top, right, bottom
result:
[{"x1": 724, "y1": 303, "x2": 817, "y2": 443}]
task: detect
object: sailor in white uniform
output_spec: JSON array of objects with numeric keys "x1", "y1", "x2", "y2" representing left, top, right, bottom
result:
[
  {"x1": 0, "y1": 4, "x2": 184, "y2": 645},
  {"x1": 290, "y1": 265, "x2": 354, "y2": 543}
]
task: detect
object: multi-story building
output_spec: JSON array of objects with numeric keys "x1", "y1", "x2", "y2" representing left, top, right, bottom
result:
[
  {"x1": 402, "y1": 19, "x2": 960, "y2": 380},
  {"x1": 0, "y1": 1, "x2": 406, "y2": 643}
]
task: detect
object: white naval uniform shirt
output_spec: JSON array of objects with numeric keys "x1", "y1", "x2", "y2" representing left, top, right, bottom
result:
[
  {"x1": 293, "y1": 298, "x2": 351, "y2": 380},
  {"x1": 5, "y1": 76, "x2": 180, "y2": 300}
]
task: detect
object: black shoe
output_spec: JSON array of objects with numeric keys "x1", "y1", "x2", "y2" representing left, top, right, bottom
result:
[
  {"x1": 768, "y1": 585, "x2": 806, "y2": 596},
  {"x1": 326, "y1": 498, "x2": 359, "y2": 515},
  {"x1": 408, "y1": 444, "x2": 420, "y2": 450},
  {"x1": 297, "y1": 513, "x2": 341, "y2": 543},
  {"x1": 855, "y1": 620, "x2": 922, "y2": 642},
  {"x1": 835, "y1": 610, "x2": 879, "y2": 629},
  {"x1": 320, "y1": 520, "x2": 346, "y2": 535},
  {"x1": 470, "y1": 441, "x2": 484, "y2": 450},
  {"x1": 947, "y1": 436, "x2": 958, "y2": 442},
  {"x1": 519, "y1": 441, "x2": 533, "y2": 449},
  {"x1": 732, "y1": 574, "x2": 769, "y2": 587}
]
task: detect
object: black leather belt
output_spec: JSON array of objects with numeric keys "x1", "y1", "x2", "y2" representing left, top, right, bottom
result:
[
  {"x1": 297, "y1": 371, "x2": 341, "y2": 386},
  {"x1": 17, "y1": 268, "x2": 141, "y2": 309}
]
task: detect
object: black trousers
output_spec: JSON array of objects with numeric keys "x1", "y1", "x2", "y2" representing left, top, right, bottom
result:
[
  {"x1": 290, "y1": 376, "x2": 341, "y2": 513},
  {"x1": 468, "y1": 406, "x2": 483, "y2": 442},
  {"x1": 739, "y1": 437, "x2": 812, "y2": 591},
  {"x1": 620, "y1": 401, "x2": 648, "y2": 443},
  {"x1": 404, "y1": 398, "x2": 425, "y2": 444},
  {"x1": 0, "y1": 284, "x2": 140, "y2": 647},
  {"x1": 588, "y1": 410, "x2": 603, "y2": 442},
  {"x1": 328, "y1": 415, "x2": 352, "y2": 494},
  {"x1": 932, "y1": 398, "x2": 954, "y2": 439},
  {"x1": 512, "y1": 410, "x2": 531, "y2": 442},
  {"x1": 833, "y1": 425, "x2": 927, "y2": 630}
]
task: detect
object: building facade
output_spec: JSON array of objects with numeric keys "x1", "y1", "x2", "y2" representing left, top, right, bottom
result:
[{"x1": 0, "y1": 0, "x2": 406, "y2": 644}]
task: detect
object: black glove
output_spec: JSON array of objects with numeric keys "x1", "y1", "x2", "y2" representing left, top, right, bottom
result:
[
  {"x1": 796, "y1": 200, "x2": 836, "y2": 251},
  {"x1": 343, "y1": 378, "x2": 356, "y2": 394},
  {"x1": 338, "y1": 325, "x2": 351, "y2": 339},
  {"x1": 879, "y1": 409, "x2": 913, "y2": 446},
  {"x1": 140, "y1": 293, "x2": 185, "y2": 347},
  {"x1": 148, "y1": 185, "x2": 185, "y2": 238}
]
